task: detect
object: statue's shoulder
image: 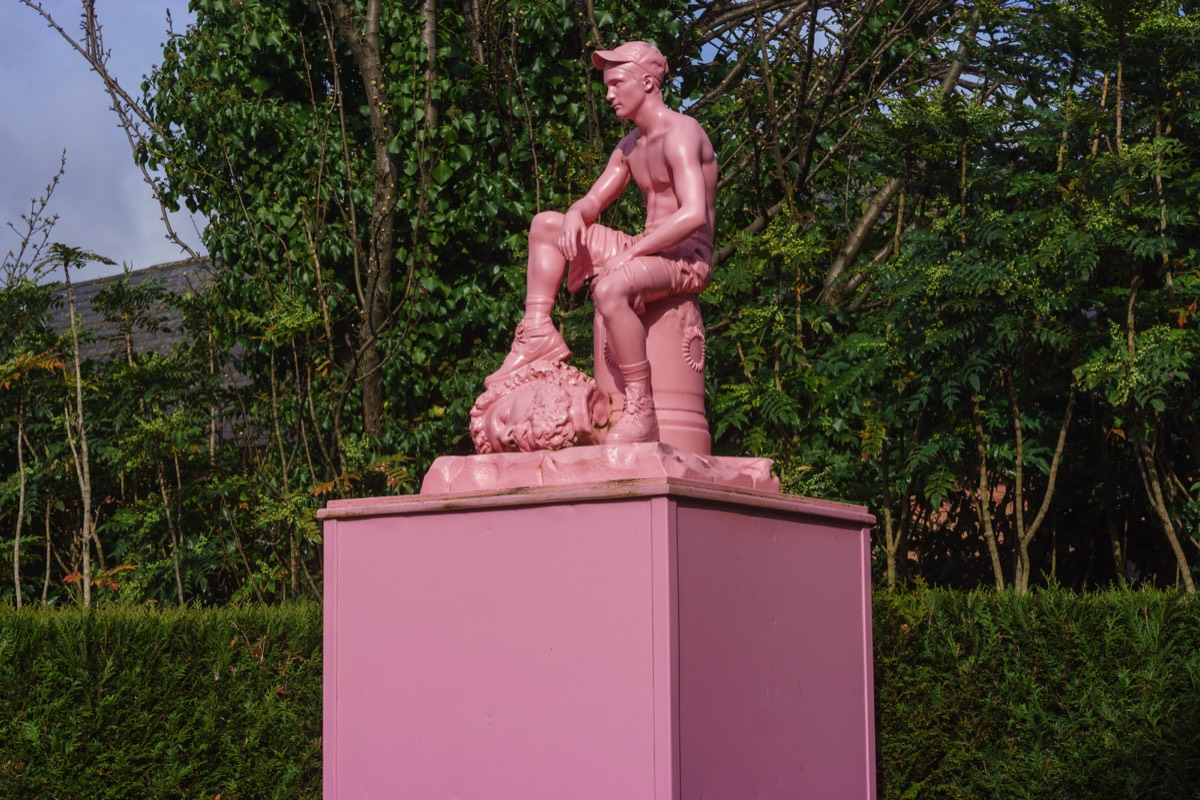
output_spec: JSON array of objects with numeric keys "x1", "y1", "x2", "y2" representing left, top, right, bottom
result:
[
  {"x1": 672, "y1": 110, "x2": 710, "y2": 140},
  {"x1": 655, "y1": 112, "x2": 712, "y2": 159}
]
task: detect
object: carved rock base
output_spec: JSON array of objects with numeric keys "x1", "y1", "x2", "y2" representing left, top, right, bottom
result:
[{"x1": 421, "y1": 442, "x2": 779, "y2": 495}]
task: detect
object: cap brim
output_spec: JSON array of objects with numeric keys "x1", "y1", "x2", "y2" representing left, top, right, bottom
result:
[{"x1": 592, "y1": 50, "x2": 618, "y2": 69}]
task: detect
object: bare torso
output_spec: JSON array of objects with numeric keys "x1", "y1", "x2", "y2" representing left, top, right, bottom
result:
[{"x1": 617, "y1": 111, "x2": 717, "y2": 243}]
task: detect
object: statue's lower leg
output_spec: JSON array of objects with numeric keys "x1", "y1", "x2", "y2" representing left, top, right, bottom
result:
[
  {"x1": 606, "y1": 357, "x2": 659, "y2": 443},
  {"x1": 597, "y1": 283, "x2": 659, "y2": 444},
  {"x1": 485, "y1": 218, "x2": 571, "y2": 387}
]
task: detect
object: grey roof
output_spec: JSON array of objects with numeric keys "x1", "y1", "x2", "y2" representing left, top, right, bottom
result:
[{"x1": 50, "y1": 257, "x2": 213, "y2": 362}]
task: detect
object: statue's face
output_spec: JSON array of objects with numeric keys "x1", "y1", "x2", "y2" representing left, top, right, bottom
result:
[
  {"x1": 604, "y1": 64, "x2": 650, "y2": 120},
  {"x1": 480, "y1": 381, "x2": 611, "y2": 453}
]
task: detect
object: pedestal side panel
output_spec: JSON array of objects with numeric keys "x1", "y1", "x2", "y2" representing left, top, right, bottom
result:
[
  {"x1": 675, "y1": 505, "x2": 875, "y2": 800},
  {"x1": 326, "y1": 501, "x2": 663, "y2": 799},
  {"x1": 323, "y1": 519, "x2": 339, "y2": 796}
]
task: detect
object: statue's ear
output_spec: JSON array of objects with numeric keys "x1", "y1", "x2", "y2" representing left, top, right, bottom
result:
[{"x1": 643, "y1": 74, "x2": 656, "y2": 93}]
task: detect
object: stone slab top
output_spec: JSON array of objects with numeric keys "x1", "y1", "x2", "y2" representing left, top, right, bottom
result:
[
  {"x1": 422, "y1": 442, "x2": 780, "y2": 495},
  {"x1": 319, "y1": 444, "x2": 874, "y2": 526}
]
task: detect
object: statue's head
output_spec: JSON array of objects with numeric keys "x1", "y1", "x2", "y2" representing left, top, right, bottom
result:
[
  {"x1": 592, "y1": 41, "x2": 667, "y2": 91},
  {"x1": 470, "y1": 362, "x2": 611, "y2": 454}
]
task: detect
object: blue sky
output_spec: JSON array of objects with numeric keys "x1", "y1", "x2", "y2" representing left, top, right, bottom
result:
[{"x1": 1, "y1": 1, "x2": 204, "y2": 281}]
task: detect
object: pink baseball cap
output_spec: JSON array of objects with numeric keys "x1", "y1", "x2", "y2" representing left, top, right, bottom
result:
[{"x1": 592, "y1": 41, "x2": 667, "y2": 86}]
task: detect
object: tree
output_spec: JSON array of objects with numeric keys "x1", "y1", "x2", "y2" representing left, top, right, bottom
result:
[
  {"x1": 1, "y1": 161, "x2": 64, "y2": 607},
  {"x1": 9, "y1": 0, "x2": 1197, "y2": 598}
]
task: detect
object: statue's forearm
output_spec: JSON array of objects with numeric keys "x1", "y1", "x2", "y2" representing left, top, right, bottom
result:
[
  {"x1": 568, "y1": 196, "x2": 603, "y2": 225},
  {"x1": 626, "y1": 207, "x2": 707, "y2": 259}
]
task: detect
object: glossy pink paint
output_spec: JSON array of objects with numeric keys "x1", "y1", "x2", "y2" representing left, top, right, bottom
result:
[
  {"x1": 321, "y1": 480, "x2": 876, "y2": 799},
  {"x1": 485, "y1": 41, "x2": 719, "y2": 450}
]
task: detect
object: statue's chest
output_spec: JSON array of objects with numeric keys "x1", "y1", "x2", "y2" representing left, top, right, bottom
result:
[{"x1": 628, "y1": 138, "x2": 672, "y2": 193}]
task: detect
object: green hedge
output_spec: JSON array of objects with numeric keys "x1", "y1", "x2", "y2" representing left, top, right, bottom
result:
[
  {"x1": 3, "y1": 592, "x2": 1198, "y2": 798},
  {"x1": 876, "y1": 589, "x2": 1200, "y2": 799},
  {"x1": 0, "y1": 604, "x2": 321, "y2": 800}
]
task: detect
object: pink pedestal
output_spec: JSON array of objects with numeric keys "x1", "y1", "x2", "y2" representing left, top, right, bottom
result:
[{"x1": 321, "y1": 479, "x2": 876, "y2": 799}]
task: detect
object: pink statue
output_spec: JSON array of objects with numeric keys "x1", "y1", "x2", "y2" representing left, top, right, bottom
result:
[{"x1": 485, "y1": 41, "x2": 717, "y2": 447}]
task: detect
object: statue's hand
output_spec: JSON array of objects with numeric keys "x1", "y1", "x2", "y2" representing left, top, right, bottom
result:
[{"x1": 558, "y1": 209, "x2": 587, "y2": 260}]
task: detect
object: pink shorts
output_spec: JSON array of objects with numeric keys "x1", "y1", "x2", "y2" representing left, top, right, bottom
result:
[{"x1": 567, "y1": 224, "x2": 713, "y2": 315}]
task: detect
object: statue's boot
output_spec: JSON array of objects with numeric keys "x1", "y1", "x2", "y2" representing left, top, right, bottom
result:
[
  {"x1": 606, "y1": 381, "x2": 659, "y2": 444},
  {"x1": 484, "y1": 320, "x2": 571, "y2": 387}
]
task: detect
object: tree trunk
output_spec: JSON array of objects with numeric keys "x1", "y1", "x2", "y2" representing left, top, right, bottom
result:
[
  {"x1": 1012, "y1": 381, "x2": 1076, "y2": 595},
  {"x1": 12, "y1": 397, "x2": 26, "y2": 608},
  {"x1": 1124, "y1": 270, "x2": 1194, "y2": 592},
  {"x1": 422, "y1": 0, "x2": 438, "y2": 129},
  {"x1": 62, "y1": 263, "x2": 93, "y2": 607},
  {"x1": 1105, "y1": 507, "x2": 1127, "y2": 587},
  {"x1": 880, "y1": 445, "x2": 912, "y2": 589},
  {"x1": 267, "y1": 348, "x2": 298, "y2": 599},
  {"x1": 42, "y1": 498, "x2": 51, "y2": 605},
  {"x1": 1114, "y1": 41, "x2": 1124, "y2": 155},
  {"x1": 157, "y1": 459, "x2": 186, "y2": 604},
  {"x1": 1134, "y1": 426, "x2": 1196, "y2": 592},
  {"x1": 817, "y1": 177, "x2": 901, "y2": 307},
  {"x1": 972, "y1": 390, "x2": 1006, "y2": 590},
  {"x1": 328, "y1": 0, "x2": 400, "y2": 436}
]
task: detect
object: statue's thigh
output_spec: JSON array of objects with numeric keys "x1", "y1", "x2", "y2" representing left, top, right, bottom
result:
[{"x1": 594, "y1": 255, "x2": 677, "y2": 316}]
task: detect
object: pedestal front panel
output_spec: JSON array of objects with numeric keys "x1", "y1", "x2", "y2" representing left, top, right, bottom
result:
[
  {"x1": 322, "y1": 482, "x2": 875, "y2": 800},
  {"x1": 325, "y1": 499, "x2": 673, "y2": 800}
]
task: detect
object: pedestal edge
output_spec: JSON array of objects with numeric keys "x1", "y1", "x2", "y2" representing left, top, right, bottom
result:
[{"x1": 318, "y1": 476, "x2": 875, "y2": 526}]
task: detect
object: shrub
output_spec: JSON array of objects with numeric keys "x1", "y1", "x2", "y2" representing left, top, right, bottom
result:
[
  {"x1": 0, "y1": 604, "x2": 321, "y2": 799},
  {"x1": 875, "y1": 588, "x2": 1200, "y2": 799},
  {"x1": 3, "y1": 591, "x2": 1198, "y2": 798}
]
